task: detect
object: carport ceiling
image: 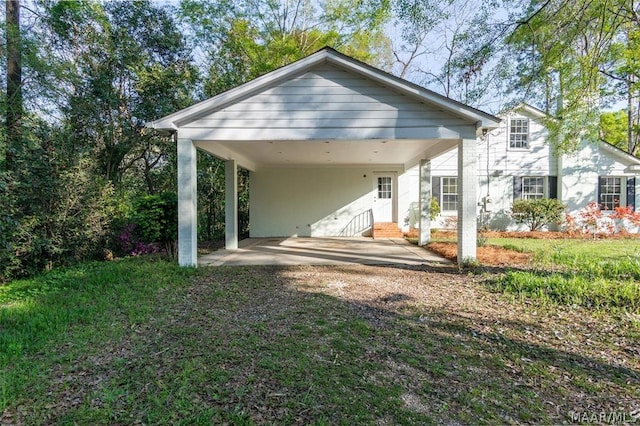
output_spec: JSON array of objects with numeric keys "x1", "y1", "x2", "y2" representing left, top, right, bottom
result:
[{"x1": 194, "y1": 138, "x2": 458, "y2": 169}]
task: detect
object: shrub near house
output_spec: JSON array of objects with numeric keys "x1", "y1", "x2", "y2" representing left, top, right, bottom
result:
[
  {"x1": 510, "y1": 199, "x2": 566, "y2": 231},
  {"x1": 116, "y1": 193, "x2": 178, "y2": 258},
  {"x1": 565, "y1": 201, "x2": 640, "y2": 237}
]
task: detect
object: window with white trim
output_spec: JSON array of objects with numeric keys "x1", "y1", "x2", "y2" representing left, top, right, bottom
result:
[
  {"x1": 599, "y1": 177, "x2": 622, "y2": 210},
  {"x1": 509, "y1": 118, "x2": 529, "y2": 149},
  {"x1": 441, "y1": 177, "x2": 458, "y2": 211},
  {"x1": 377, "y1": 176, "x2": 392, "y2": 199},
  {"x1": 522, "y1": 177, "x2": 545, "y2": 199}
]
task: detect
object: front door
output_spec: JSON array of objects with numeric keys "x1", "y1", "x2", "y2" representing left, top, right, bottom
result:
[{"x1": 373, "y1": 174, "x2": 394, "y2": 222}]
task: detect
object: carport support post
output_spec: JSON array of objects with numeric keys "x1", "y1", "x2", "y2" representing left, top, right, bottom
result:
[
  {"x1": 225, "y1": 159, "x2": 238, "y2": 250},
  {"x1": 457, "y1": 137, "x2": 477, "y2": 264},
  {"x1": 418, "y1": 159, "x2": 431, "y2": 246},
  {"x1": 177, "y1": 138, "x2": 198, "y2": 267},
  {"x1": 636, "y1": 177, "x2": 640, "y2": 211}
]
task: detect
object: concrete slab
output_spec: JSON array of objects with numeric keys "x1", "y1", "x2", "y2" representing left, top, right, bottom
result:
[{"x1": 198, "y1": 237, "x2": 450, "y2": 267}]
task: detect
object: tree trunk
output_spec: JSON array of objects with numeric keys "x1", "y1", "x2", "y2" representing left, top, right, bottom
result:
[
  {"x1": 5, "y1": 0, "x2": 22, "y2": 171},
  {"x1": 629, "y1": 74, "x2": 634, "y2": 154}
]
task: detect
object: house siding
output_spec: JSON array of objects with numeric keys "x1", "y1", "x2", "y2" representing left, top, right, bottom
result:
[
  {"x1": 184, "y1": 64, "x2": 476, "y2": 141},
  {"x1": 561, "y1": 140, "x2": 637, "y2": 213},
  {"x1": 250, "y1": 166, "x2": 402, "y2": 238},
  {"x1": 399, "y1": 109, "x2": 640, "y2": 232},
  {"x1": 404, "y1": 110, "x2": 555, "y2": 230}
]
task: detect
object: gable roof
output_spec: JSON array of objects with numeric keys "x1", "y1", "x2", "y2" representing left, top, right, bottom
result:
[
  {"x1": 599, "y1": 140, "x2": 640, "y2": 165},
  {"x1": 146, "y1": 47, "x2": 501, "y2": 132},
  {"x1": 513, "y1": 103, "x2": 548, "y2": 119}
]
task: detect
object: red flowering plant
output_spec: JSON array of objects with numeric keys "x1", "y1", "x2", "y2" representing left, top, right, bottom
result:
[
  {"x1": 609, "y1": 205, "x2": 640, "y2": 233},
  {"x1": 561, "y1": 213, "x2": 579, "y2": 235},
  {"x1": 577, "y1": 201, "x2": 615, "y2": 239},
  {"x1": 610, "y1": 206, "x2": 633, "y2": 234}
]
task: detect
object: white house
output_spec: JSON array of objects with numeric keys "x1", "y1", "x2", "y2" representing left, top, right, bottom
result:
[
  {"x1": 402, "y1": 104, "x2": 640, "y2": 232},
  {"x1": 147, "y1": 48, "x2": 640, "y2": 267},
  {"x1": 147, "y1": 47, "x2": 501, "y2": 266}
]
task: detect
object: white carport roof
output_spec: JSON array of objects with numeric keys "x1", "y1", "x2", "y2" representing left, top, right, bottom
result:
[{"x1": 147, "y1": 47, "x2": 501, "y2": 171}]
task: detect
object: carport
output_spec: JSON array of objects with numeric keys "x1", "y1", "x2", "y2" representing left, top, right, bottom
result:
[{"x1": 146, "y1": 48, "x2": 500, "y2": 267}]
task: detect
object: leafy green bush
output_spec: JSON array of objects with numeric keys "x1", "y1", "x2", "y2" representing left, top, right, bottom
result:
[
  {"x1": 429, "y1": 196, "x2": 440, "y2": 220},
  {"x1": 510, "y1": 199, "x2": 566, "y2": 231},
  {"x1": 1, "y1": 150, "x2": 116, "y2": 282},
  {"x1": 122, "y1": 192, "x2": 178, "y2": 258}
]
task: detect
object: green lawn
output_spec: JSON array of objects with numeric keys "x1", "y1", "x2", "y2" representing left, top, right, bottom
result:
[
  {"x1": 1, "y1": 251, "x2": 639, "y2": 424},
  {"x1": 486, "y1": 237, "x2": 640, "y2": 311},
  {"x1": 488, "y1": 237, "x2": 640, "y2": 263}
]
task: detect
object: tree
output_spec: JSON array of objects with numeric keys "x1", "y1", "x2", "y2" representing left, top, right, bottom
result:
[
  {"x1": 44, "y1": 0, "x2": 197, "y2": 188},
  {"x1": 600, "y1": 109, "x2": 629, "y2": 151},
  {"x1": 505, "y1": 0, "x2": 640, "y2": 153},
  {"x1": 181, "y1": 0, "x2": 392, "y2": 96},
  {"x1": 392, "y1": 0, "x2": 513, "y2": 109},
  {"x1": 1, "y1": 0, "x2": 198, "y2": 279},
  {"x1": 392, "y1": 0, "x2": 640, "y2": 150},
  {"x1": 5, "y1": 0, "x2": 21, "y2": 171},
  {"x1": 1, "y1": 0, "x2": 398, "y2": 278}
]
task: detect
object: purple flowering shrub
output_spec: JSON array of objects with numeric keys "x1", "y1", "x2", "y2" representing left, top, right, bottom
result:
[
  {"x1": 112, "y1": 193, "x2": 177, "y2": 258},
  {"x1": 116, "y1": 223, "x2": 160, "y2": 256}
]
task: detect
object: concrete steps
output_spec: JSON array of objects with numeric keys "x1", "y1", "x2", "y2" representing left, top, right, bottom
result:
[{"x1": 373, "y1": 222, "x2": 403, "y2": 239}]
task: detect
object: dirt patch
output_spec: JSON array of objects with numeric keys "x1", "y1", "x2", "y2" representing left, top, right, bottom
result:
[{"x1": 427, "y1": 241, "x2": 533, "y2": 266}]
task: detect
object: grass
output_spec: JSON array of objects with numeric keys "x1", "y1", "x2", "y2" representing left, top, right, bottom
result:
[
  {"x1": 0, "y1": 258, "x2": 197, "y2": 422},
  {"x1": 1, "y1": 254, "x2": 639, "y2": 423},
  {"x1": 487, "y1": 237, "x2": 640, "y2": 311},
  {"x1": 488, "y1": 237, "x2": 640, "y2": 263}
]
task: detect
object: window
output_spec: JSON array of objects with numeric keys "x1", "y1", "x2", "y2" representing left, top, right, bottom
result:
[
  {"x1": 599, "y1": 177, "x2": 622, "y2": 210},
  {"x1": 509, "y1": 118, "x2": 529, "y2": 149},
  {"x1": 441, "y1": 177, "x2": 458, "y2": 211},
  {"x1": 377, "y1": 176, "x2": 392, "y2": 199},
  {"x1": 513, "y1": 176, "x2": 557, "y2": 201},
  {"x1": 522, "y1": 177, "x2": 545, "y2": 199}
]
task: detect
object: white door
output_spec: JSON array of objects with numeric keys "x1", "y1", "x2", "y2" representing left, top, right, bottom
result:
[{"x1": 373, "y1": 175, "x2": 394, "y2": 222}]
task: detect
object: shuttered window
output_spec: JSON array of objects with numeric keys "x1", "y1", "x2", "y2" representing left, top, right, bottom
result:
[
  {"x1": 513, "y1": 176, "x2": 556, "y2": 200},
  {"x1": 522, "y1": 177, "x2": 545, "y2": 199},
  {"x1": 598, "y1": 177, "x2": 622, "y2": 210}
]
